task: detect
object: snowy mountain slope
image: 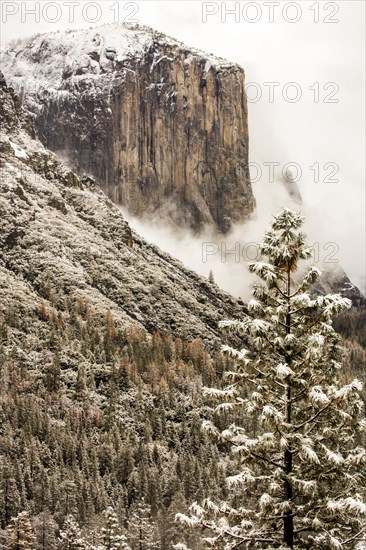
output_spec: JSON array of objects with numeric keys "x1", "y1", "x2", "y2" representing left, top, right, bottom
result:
[
  {"x1": 0, "y1": 72, "x2": 243, "y2": 550},
  {"x1": 0, "y1": 71, "x2": 247, "y2": 348}
]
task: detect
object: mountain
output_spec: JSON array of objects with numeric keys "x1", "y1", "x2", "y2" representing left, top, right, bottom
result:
[
  {"x1": 0, "y1": 70, "x2": 248, "y2": 348},
  {"x1": 313, "y1": 264, "x2": 365, "y2": 308},
  {"x1": 1, "y1": 23, "x2": 255, "y2": 234},
  {"x1": 3, "y1": 24, "x2": 363, "y2": 309}
]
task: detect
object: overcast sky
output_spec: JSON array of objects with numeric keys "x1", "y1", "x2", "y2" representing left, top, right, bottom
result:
[{"x1": 1, "y1": 1, "x2": 365, "y2": 292}]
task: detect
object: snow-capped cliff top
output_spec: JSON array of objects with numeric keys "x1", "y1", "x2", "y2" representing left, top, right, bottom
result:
[{"x1": 1, "y1": 23, "x2": 236, "y2": 93}]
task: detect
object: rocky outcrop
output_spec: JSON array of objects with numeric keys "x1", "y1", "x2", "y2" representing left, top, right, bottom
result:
[
  {"x1": 1, "y1": 24, "x2": 255, "y2": 233},
  {"x1": 0, "y1": 71, "x2": 247, "y2": 346},
  {"x1": 313, "y1": 264, "x2": 365, "y2": 308},
  {"x1": 0, "y1": 72, "x2": 34, "y2": 137}
]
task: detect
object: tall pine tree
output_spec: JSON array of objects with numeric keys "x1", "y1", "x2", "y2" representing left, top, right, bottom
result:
[
  {"x1": 178, "y1": 209, "x2": 366, "y2": 548},
  {"x1": 101, "y1": 507, "x2": 131, "y2": 550},
  {"x1": 59, "y1": 515, "x2": 87, "y2": 550},
  {"x1": 6, "y1": 511, "x2": 36, "y2": 550},
  {"x1": 128, "y1": 499, "x2": 159, "y2": 550},
  {"x1": 33, "y1": 511, "x2": 58, "y2": 550}
]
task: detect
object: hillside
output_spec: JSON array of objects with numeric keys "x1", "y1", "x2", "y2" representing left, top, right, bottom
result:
[{"x1": 0, "y1": 69, "x2": 248, "y2": 548}]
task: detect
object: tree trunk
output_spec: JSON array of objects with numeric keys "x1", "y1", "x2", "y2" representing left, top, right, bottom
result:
[
  {"x1": 284, "y1": 263, "x2": 294, "y2": 547},
  {"x1": 284, "y1": 448, "x2": 294, "y2": 547}
]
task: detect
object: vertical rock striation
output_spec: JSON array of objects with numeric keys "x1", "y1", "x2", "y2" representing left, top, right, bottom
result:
[{"x1": 1, "y1": 24, "x2": 255, "y2": 233}]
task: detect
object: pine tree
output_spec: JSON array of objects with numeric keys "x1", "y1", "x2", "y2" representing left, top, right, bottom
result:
[
  {"x1": 101, "y1": 507, "x2": 131, "y2": 549},
  {"x1": 208, "y1": 270, "x2": 215, "y2": 284},
  {"x1": 6, "y1": 511, "x2": 36, "y2": 550},
  {"x1": 0, "y1": 467, "x2": 20, "y2": 527},
  {"x1": 59, "y1": 515, "x2": 87, "y2": 550},
  {"x1": 34, "y1": 511, "x2": 58, "y2": 550},
  {"x1": 177, "y1": 209, "x2": 366, "y2": 548},
  {"x1": 128, "y1": 499, "x2": 159, "y2": 550}
]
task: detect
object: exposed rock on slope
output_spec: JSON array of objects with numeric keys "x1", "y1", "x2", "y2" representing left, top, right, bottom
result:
[
  {"x1": 0, "y1": 71, "x2": 247, "y2": 346},
  {"x1": 1, "y1": 24, "x2": 255, "y2": 233},
  {"x1": 0, "y1": 72, "x2": 34, "y2": 137},
  {"x1": 314, "y1": 264, "x2": 365, "y2": 308}
]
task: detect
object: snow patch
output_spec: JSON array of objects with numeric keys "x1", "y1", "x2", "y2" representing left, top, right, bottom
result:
[{"x1": 9, "y1": 140, "x2": 28, "y2": 159}]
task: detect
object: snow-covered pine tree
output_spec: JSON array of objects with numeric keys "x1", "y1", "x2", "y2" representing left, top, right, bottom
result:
[
  {"x1": 101, "y1": 507, "x2": 131, "y2": 550},
  {"x1": 60, "y1": 515, "x2": 87, "y2": 550},
  {"x1": 177, "y1": 209, "x2": 366, "y2": 548},
  {"x1": 6, "y1": 511, "x2": 36, "y2": 549},
  {"x1": 128, "y1": 499, "x2": 159, "y2": 550}
]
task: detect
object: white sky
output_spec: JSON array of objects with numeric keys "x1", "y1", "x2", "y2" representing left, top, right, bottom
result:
[{"x1": 1, "y1": 0, "x2": 365, "y2": 292}]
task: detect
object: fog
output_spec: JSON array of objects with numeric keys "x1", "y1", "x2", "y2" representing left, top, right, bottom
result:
[
  {"x1": 1, "y1": 0, "x2": 364, "y2": 294},
  {"x1": 123, "y1": 177, "x2": 306, "y2": 301}
]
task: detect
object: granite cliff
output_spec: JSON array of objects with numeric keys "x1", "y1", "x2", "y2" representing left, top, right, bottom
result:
[{"x1": 1, "y1": 24, "x2": 255, "y2": 233}]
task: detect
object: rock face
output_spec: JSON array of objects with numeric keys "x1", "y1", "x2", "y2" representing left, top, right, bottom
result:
[
  {"x1": 1, "y1": 24, "x2": 255, "y2": 233},
  {"x1": 0, "y1": 71, "x2": 247, "y2": 346},
  {"x1": 0, "y1": 72, "x2": 34, "y2": 137},
  {"x1": 313, "y1": 264, "x2": 365, "y2": 308}
]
